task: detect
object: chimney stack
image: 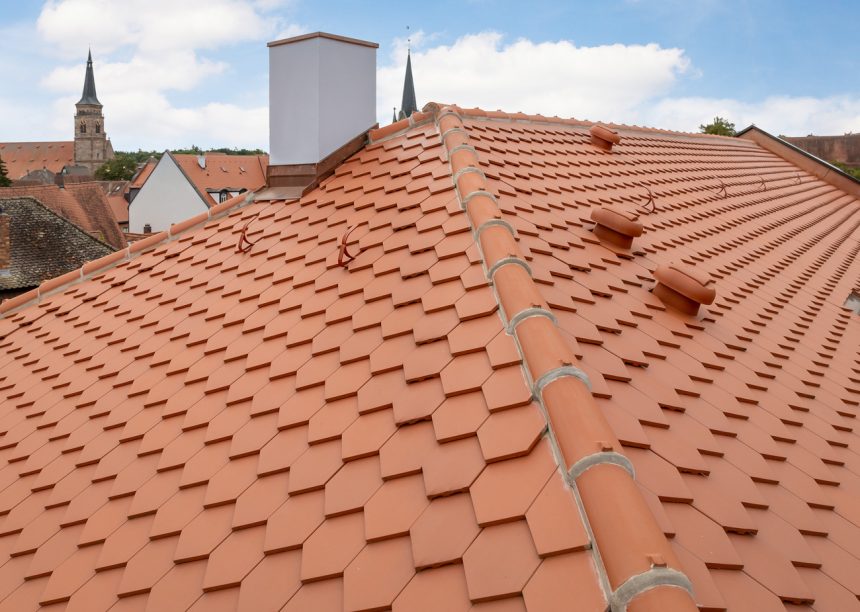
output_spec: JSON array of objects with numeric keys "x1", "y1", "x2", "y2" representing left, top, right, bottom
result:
[
  {"x1": 0, "y1": 212, "x2": 10, "y2": 274},
  {"x1": 267, "y1": 32, "x2": 378, "y2": 195}
]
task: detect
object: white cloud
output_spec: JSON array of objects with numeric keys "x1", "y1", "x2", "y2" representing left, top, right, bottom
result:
[
  {"x1": 36, "y1": 0, "x2": 277, "y2": 54},
  {"x1": 9, "y1": 0, "x2": 297, "y2": 150},
  {"x1": 645, "y1": 96, "x2": 860, "y2": 136},
  {"x1": 377, "y1": 31, "x2": 859, "y2": 137},
  {"x1": 377, "y1": 32, "x2": 691, "y2": 124}
]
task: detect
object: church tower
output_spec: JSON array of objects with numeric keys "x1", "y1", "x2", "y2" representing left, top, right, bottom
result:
[
  {"x1": 397, "y1": 49, "x2": 418, "y2": 121},
  {"x1": 74, "y1": 50, "x2": 112, "y2": 174}
]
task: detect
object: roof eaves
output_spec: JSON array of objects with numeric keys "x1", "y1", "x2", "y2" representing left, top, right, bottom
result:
[
  {"x1": 737, "y1": 125, "x2": 860, "y2": 196},
  {"x1": 0, "y1": 190, "x2": 257, "y2": 318}
]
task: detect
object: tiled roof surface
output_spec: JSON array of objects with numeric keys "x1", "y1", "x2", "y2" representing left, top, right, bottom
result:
[
  {"x1": 173, "y1": 153, "x2": 268, "y2": 201},
  {"x1": 0, "y1": 184, "x2": 126, "y2": 251},
  {"x1": 129, "y1": 159, "x2": 156, "y2": 190},
  {"x1": 0, "y1": 142, "x2": 75, "y2": 181},
  {"x1": 0, "y1": 196, "x2": 114, "y2": 293},
  {"x1": 98, "y1": 181, "x2": 130, "y2": 225},
  {"x1": 0, "y1": 105, "x2": 857, "y2": 611}
]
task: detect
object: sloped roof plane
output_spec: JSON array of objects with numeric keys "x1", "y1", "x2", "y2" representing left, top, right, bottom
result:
[
  {"x1": 0, "y1": 196, "x2": 114, "y2": 292},
  {"x1": 0, "y1": 104, "x2": 857, "y2": 611},
  {"x1": 0, "y1": 183, "x2": 126, "y2": 250},
  {"x1": 171, "y1": 152, "x2": 268, "y2": 204},
  {"x1": 0, "y1": 142, "x2": 75, "y2": 180}
]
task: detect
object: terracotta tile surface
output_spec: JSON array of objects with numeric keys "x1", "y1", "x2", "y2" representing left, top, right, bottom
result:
[
  {"x1": 0, "y1": 103, "x2": 857, "y2": 612},
  {"x1": 0, "y1": 141, "x2": 74, "y2": 180}
]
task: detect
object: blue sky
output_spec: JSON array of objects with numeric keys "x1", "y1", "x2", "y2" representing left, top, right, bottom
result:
[{"x1": 0, "y1": 0, "x2": 857, "y2": 151}]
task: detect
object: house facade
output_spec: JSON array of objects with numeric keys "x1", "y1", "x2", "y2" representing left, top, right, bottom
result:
[{"x1": 128, "y1": 151, "x2": 267, "y2": 233}]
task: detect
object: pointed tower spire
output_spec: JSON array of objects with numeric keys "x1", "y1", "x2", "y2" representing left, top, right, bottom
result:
[
  {"x1": 78, "y1": 49, "x2": 101, "y2": 106},
  {"x1": 398, "y1": 49, "x2": 418, "y2": 120}
]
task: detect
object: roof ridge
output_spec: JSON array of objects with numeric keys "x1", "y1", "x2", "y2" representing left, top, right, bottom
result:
[
  {"x1": 367, "y1": 108, "x2": 436, "y2": 143},
  {"x1": 432, "y1": 102, "x2": 743, "y2": 142},
  {"x1": 0, "y1": 191, "x2": 257, "y2": 318},
  {"x1": 431, "y1": 104, "x2": 698, "y2": 610}
]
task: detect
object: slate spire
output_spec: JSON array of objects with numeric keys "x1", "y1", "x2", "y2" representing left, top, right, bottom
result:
[
  {"x1": 397, "y1": 49, "x2": 417, "y2": 120},
  {"x1": 77, "y1": 49, "x2": 101, "y2": 106}
]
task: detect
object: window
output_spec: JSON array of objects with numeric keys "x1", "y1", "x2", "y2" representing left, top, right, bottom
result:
[
  {"x1": 219, "y1": 190, "x2": 230, "y2": 203},
  {"x1": 95, "y1": 122, "x2": 101, "y2": 134},
  {"x1": 844, "y1": 291, "x2": 860, "y2": 315},
  {"x1": 80, "y1": 121, "x2": 86, "y2": 134}
]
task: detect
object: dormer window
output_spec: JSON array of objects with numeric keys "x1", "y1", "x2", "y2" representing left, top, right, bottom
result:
[{"x1": 844, "y1": 291, "x2": 860, "y2": 315}]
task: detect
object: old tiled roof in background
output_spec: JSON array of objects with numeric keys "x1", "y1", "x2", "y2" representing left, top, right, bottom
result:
[
  {"x1": 97, "y1": 180, "x2": 130, "y2": 226},
  {"x1": 0, "y1": 196, "x2": 114, "y2": 295},
  {"x1": 0, "y1": 142, "x2": 74, "y2": 181},
  {"x1": 172, "y1": 152, "x2": 269, "y2": 203},
  {"x1": 0, "y1": 105, "x2": 857, "y2": 611},
  {"x1": 0, "y1": 184, "x2": 126, "y2": 250}
]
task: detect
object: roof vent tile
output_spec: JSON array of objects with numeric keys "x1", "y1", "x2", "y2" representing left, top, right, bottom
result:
[
  {"x1": 590, "y1": 205, "x2": 643, "y2": 249},
  {"x1": 652, "y1": 262, "x2": 716, "y2": 316},
  {"x1": 589, "y1": 124, "x2": 621, "y2": 152}
]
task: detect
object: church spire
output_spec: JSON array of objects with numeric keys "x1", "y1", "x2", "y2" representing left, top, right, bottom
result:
[
  {"x1": 77, "y1": 49, "x2": 101, "y2": 106},
  {"x1": 397, "y1": 49, "x2": 417, "y2": 120}
]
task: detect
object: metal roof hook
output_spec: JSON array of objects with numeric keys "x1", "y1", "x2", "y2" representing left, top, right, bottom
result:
[
  {"x1": 338, "y1": 225, "x2": 360, "y2": 267},
  {"x1": 237, "y1": 213, "x2": 261, "y2": 253},
  {"x1": 639, "y1": 186, "x2": 657, "y2": 214}
]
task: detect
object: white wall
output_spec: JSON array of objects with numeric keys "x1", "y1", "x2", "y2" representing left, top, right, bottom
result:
[
  {"x1": 269, "y1": 35, "x2": 376, "y2": 166},
  {"x1": 128, "y1": 154, "x2": 207, "y2": 233}
]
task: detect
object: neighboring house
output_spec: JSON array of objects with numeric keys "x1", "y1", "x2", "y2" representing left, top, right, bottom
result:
[
  {"x1": 782, "y1": 133, "x2": 860, "y2": 169},
  {"x1": 0, "y1": 51, "x2": 113, "y2": 180},
  {"x1": 0, "y1": 32, "x2": 858, "y2": 612},
  {"x1": 97, "y1": 180, "x2": 130, "y2": 231},
  {"x1": 0, "y1": 183, "x2": 126, "y2": 250},
  {"x1": 126, "y1": 157, "x2": 157, "y2": 205},
  {"x1": 0, "y1": 197, "x2": 113, "y2": 301},
  {"x1": 128, "y1": 151, "x2": 267, "y2": 232},
  {"x1": 13, "y1": 168, "x2": 59, "y2": 186}
]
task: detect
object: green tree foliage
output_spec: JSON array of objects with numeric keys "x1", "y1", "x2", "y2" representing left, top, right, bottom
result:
[
  {"x1": 94, "y1": 152, "x2": 141, "y2": 180},
  {"x1": 699, "y1": 117, "x2": 736, "y2": 136},
  {"x1": 0, "y1": 154, "x2": 11, "y2": 187},
  {"x1": 830, "y1": 160, "x2": 860, "y2": 180}
]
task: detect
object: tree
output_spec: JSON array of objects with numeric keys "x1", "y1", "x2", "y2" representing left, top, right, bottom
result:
[
  {"x1": 699, "y1": 117, "x2": 736, "y2": 136},
  {"x1": 830, "y1": 160, "x2": 860, "y2": 180},
  {"x1": 94, "y1": 153, "x2": 140, "y2": 180},
  {"x1": 0, "y1": 154, "x2": 11, "y2": 187}
]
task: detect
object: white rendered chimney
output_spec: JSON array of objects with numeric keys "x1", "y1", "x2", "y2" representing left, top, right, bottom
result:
[{"x1": 268, "y1": 32, "x2": 378, "y2": 167}]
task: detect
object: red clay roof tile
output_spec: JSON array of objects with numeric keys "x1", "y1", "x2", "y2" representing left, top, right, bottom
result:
[
  {"x1": 0, "y1": 141, "x2": 74, "y2": 180},
  {"x1": 0, "y1": 183, "x2": 126, "y2": 250},
  {"x1": 0, "y1": 102, "x2": 858, "y2": 611}
]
